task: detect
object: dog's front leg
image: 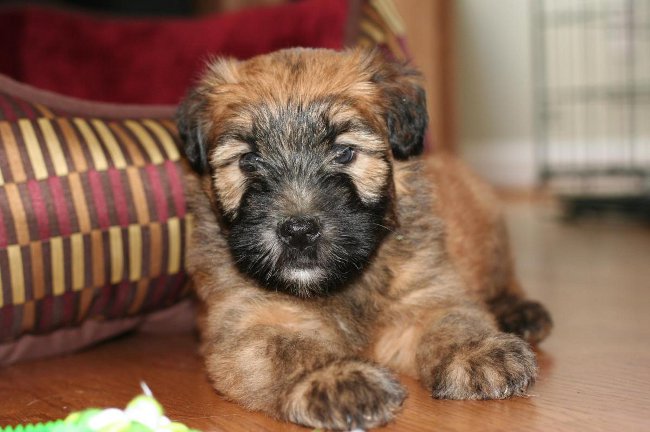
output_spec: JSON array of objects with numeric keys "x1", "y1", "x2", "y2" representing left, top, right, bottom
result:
[
  {"x1": 414, "y1": 301, "x2": 538, "y2": 400},
  {"x1": 373, "y1": 291, "x2": 537, "y2": 400},
  {"x1": 200, "y1": 296, "x2": 406, "y2": 430}
]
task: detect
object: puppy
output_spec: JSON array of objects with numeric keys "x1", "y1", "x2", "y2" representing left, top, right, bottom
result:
[{"x1": 176, "y1": 48, "x2": 552, "y2": 430}]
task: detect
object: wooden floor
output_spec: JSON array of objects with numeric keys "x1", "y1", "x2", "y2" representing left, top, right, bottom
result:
[{"x1": 1, "y1": 200, "x2": 649, "y2": 431}]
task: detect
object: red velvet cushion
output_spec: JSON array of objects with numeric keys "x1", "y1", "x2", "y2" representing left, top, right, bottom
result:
[{"x1": 0, "y1": 0, "x2": 349, "y2": 104}]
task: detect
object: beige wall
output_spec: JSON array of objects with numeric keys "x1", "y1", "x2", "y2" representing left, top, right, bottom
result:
[{"x1": 455, "y1": 0, "x2": 537, "y2": 187}]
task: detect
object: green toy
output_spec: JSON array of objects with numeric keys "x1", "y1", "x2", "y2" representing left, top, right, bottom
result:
[{"x1": 1, "y1": 384, "x2": 199, "y2": 432}]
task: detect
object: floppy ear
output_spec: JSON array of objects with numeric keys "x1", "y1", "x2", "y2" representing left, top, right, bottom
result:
[
  {"x1": 176, "y1": 57, "x2": 241, "y2": 174},
  {"x1": 176, "y1": 89, "x2": 209, "y2": 174},
  {"x1": 368, "y1": 52, "x2": 429, "y2": 160}
]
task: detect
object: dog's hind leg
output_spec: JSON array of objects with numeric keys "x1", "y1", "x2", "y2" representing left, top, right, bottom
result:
[
  {"x1": 487, "y1": 280, "x2": 553, "y2": 345},
  {"x1": 427, "y1": 155, "x2": 552, "y2": 344},
  {"x1": 479, "y1": 219, "x2": 553, "y2": 345}
]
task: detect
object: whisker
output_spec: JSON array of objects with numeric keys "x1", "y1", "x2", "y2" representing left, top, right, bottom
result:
[{"x1": 372, "y1": 223, "x2": 396, "y2": 233}]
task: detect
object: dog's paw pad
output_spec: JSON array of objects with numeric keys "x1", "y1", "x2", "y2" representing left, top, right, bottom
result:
[
  {"x1": 283, "y1": 360, "x2": 406, "y2": 430},
  {"x1": 431, "y1": 333, "x2": 537, "y2": 400}
]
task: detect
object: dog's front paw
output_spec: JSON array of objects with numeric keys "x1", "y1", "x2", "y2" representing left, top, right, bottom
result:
[
  {"x1": 283, "y1": 359, "x2": 406, "y2": 430},
  {"x1": 431, "y1": 333, "x2": 537, "y2": 400}
]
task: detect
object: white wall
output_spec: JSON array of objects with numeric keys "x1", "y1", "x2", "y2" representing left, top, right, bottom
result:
[{"x1": 455, "y1": 0, "x2": 537, "y2": 187}]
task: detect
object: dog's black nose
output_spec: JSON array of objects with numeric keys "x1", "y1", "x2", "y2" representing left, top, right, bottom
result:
[{"x1": 278, "y1": 217, "x2": 320, "y2": 250}]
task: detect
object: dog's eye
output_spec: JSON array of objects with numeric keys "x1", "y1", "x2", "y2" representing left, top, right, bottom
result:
[
  {"x1": 239, "y1": 152, "x2": 262, "y2": 172},
  {"x1": 334, "y1": 146, "x2": 356, "y2": 165}
]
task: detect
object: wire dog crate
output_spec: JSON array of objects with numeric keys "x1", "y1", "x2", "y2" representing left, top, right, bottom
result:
[{"x1": 532, "y1": 0, "x2": 650, "y2": 217}]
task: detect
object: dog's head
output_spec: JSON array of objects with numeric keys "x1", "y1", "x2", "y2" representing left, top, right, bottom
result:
[{"x1": 177, "y1": 48, "x2": 427, "y2": 297}]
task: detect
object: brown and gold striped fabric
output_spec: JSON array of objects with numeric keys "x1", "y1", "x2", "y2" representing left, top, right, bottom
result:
[
  {"x1": 0, "y1": 78, "x2": 190, "y2": 342},
  {"x1": 356, "y1": 0, "x2": 411, "y2": 61}
]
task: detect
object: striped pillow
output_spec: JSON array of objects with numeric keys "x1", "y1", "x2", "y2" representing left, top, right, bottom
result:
[
  {"x1": 0, "y1": 75, "x2": 190, "y2": 349},
  {"x1": 357, "y1": 0, "x2": 412, "y2": 61}
]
